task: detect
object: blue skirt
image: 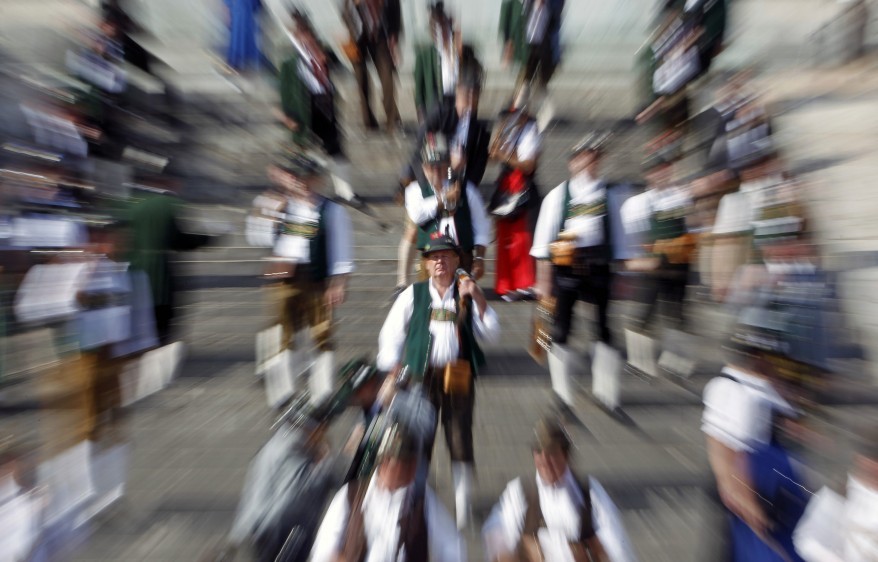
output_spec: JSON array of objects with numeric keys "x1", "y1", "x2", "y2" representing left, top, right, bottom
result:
[{"x1": 729, "y1": 441, "x2": 808, "y2": 562}]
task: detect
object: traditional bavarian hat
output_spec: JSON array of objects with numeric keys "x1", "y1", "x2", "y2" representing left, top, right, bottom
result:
[
  {"x1": 531, "y1": 416, "x2": 572, "y2": 453},
  {"x1": 273, "y1": 148, "x2": 322, "y2": 177},
  {"x1": 457, "y1": 61, "x2": 484, "y2": 92},
  {"x1": 377, "y1": 423, "x2": 421, "y2": 461},
  {"x1": 338, "y1": 358, "x2": 382, "y2": 393},
  {"x1": 569, "y1": 131, "x2": 612, "y2": 157},
  {"x1": 421, "y1": 132, "x2": 451, "y2": 164},
  {"x1": 421, "y1": 231, "x2": 461, "y2": 256}
]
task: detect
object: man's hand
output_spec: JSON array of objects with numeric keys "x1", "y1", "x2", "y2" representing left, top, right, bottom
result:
[
  {"x1": 389, "y1": 36, "x2": 400, "y2": 67},
  {"x1": 377, "y1": 366, "x2": 400, "y2": 406},
  {"x1": 502, "y1": 41, "x2": 514, "y2": 67},
  {"x1": 535, "y1": 260, "x2": 554, "y2": 300},
  {"x1": 325, "y1": 276, "x2": 347, "y2": 308},
  {"x1": 441, "y1": 182, "x2": 460, "y2": 212},
  {"x1": 459, "y1": 275, "x2": 488, "y2": 319},
  {"x1": 471, "y1": 258, "x2": 485, "y2": 281},
  {"x1": 343, "y1": 424, "x2": 366, "y2": 456}
]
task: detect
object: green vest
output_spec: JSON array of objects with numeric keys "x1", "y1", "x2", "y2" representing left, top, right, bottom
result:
[
  {"x1": 413, "y1": 44, "x2": 443, "y2": 114},
  {"x1": 280, "y1": 199, "x2": 330, "y2": 281},
  {"x1": 279, "y1": 53, "x2": 312, "y2": 146},
  {"x1": 403, "y1": 281, "x2": 486, "y2": 382},
  {"x1": 558, "y1": 181, "x2": 613, "y2": 262},
  {"x1": 415, "y1": 178, "x2": 475, "y2": 251},
  {"x1": 499, "y1": 0, "x2": 529, "y2": 64},
  {"x1": 648, "y1": 199, "x2": 687, "y2": 246}
]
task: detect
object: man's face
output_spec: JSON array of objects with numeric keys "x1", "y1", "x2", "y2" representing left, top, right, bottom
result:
[
  {"x1": 270, "y1": 166, "x2": 315, "y2": 197},
  {"x1": 568, "y1": 150, "x2": 600, "y2": 178},
  {"x1": 455, "y1": 86, "x2": 478, "y2": 118},
  {"x1": 645, "y1": 163, "x2": 673, "y2": 189},
  {"x1": 424, "y1": 249, "x2": 459, "y2": 282},
  {"x1": 423, "y1": 162, "x2": 449, "y2": 187},
  {"x1": 377, "y1": 457, "x2": 418, "y2": 490},
  {"x1": 533, "y1": 446, "x2": 569, "y2": 486}
]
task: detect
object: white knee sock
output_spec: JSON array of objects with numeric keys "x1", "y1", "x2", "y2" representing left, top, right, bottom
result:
[{"x1": 451, "y1": 461, "x2": 473, "y2": 530}]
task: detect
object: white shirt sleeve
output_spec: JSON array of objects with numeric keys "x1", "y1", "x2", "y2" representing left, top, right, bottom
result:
[
  {"x1": 517, "y1": 123, "x2": 541, "y2": 162},
  {"x1": 472, "y1": 304, "x2": 501, "y2": 344},
  {"x1": 377, "y1": 286, "x2": 415, "y2": 371},
  {"x1": 482, "y1": 478, "x2": 528, "y2": 559},
  {"x1": 530, "y1": 185, "x2": 564, "y2": 259},
  {"x1": 793, "y1": 487, "x2": 846, "y2": 562},
  {"x1": 465, "y1": 182, "x2": 492, "y2": 248},
  {"x1": 426, "y1": 487, "x2": 467, "y2": 562},
  {"x1": 308, "y1": 484, "x2": 351, "y2": 562},
  {"x1": 701, "y1": 376, "x2": 764, "y2": 453},
  {"x1": 620, "y1": 191, "x2": 653, "y2": 235},
  {"x1": 405, "y1": 181, "x2": 439, "y2": 226},
  {"x1": 326, "y1": 202, "x2": 355, "y2": 275}
]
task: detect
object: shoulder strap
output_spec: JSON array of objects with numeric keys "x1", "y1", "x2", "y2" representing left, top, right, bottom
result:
[
  {"x1": 574, "y1": 476, "x2": 596, "y2": 542},
  {"x1": 520, "y1": 477, "x2": 544, "y2": 535},
  {"x1": 557, "y1": 181, "x2": 571, "y2": 238},
  {"x1": 340, "y1": 481, "x2": 368, "y2": 562},
  {"x1": 397, "y1": 490, "x2": 429, "y2": 562}
]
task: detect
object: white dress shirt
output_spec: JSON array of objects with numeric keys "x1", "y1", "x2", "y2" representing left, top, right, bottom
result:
[
  {"x1": 530, "y1": 175, "x2": 607, "y2": 259},
  {"x1": 794, "y1": 476, "x2": 878, "y2": 562},
  {"x1": 453, "y1": 111, "x2": 471, "y2": 151},
  {"x1": 516, "y1": 122, "x2": 542, "y2": 161},
  {"x1": 271, "y1": 197, "x2": 355, "y2": 276},
  {"x1": 436, "y1": 33, "x2": 457, "y2": 96},
  {"x1": 483, "y1": 469, "x2": 598, "y2": 562},
  {"x1": 376, "y1": 279, "x2": 500, "y2": 372},
  {"x1": 309, "y1": 477, "x2": 465, "y2": 562},
  {"x1": 526, "y1": 1, "x2": 550, "y2": 45},
  {"x1": 404, "y1": 180, "x2": 491, "y2": 248},
  {"x1": 701, "y1": 367, "x2": 796, "y2": 453}
]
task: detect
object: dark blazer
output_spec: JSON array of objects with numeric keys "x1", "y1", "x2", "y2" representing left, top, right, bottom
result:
[
  {"x1": 342, "y1": 0, "x2": 402, "y2": 44},
  {"x1": 417, "y1": 104, "x2": 492, "y2": 187}
]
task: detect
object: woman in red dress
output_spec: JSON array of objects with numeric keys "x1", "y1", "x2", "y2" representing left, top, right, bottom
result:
[{"x1": 488, "y1": 107, "x2": 542, "y2": 301}]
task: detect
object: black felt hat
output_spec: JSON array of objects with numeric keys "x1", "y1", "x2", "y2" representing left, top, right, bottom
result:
[
  {"x1": 569, "y1": 131, "x2": 612, "y2": 158},
  {"x1": 421, "y1": 132, "x2": 451, "y2": 164},
  {"x1": 421, "y1": 231, "x2": 461, "y2": 256},
  {"x1": 273, "y1": 149, "x2": 322, "y2": 177}
]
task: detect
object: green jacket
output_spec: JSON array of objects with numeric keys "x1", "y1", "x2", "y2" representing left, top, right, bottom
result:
[
  {"x1": 413, "y1": 43, "x2": 444, "y2": 116},
  {"x1": 125, "y1": 192, "x2": 209, "y2": 307},
  {"x1": 279, "y1": 53, "x2": 313, "y2": 146},
  {"x1": 499, "y1": 0, "x2": 528, "y2": 65}
]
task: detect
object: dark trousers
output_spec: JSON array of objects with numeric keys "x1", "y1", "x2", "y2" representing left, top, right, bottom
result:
[
  {"x1": 637, "y1": 263, "x2": 689, "y2": 332},
  {"x1": 311, "y1": 94, "x2": 342, "y2": 157},
  {"x1": 354, "y1": 38, "x2": 398, "y2": 129},
  {"x1": 155, "y1": 304, "x2": 173, "y2": 346},
  {"x1": 552, "y1": 263, "x2": 612, "y2": 346},
  {"x1": 424, "y1": 368, "x2": 475, "y2": 463},
  {"x1": 520, "y1": 38, "x2": 556, "y2": 93}
]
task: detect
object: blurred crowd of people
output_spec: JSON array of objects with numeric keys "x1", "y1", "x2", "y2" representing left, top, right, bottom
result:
[
  {"x1": 0, "y1": 0, "x2": 218, "y2": 557},
  {"x1": 1, "y1": 0, "x2": 875, "y2": 560}
]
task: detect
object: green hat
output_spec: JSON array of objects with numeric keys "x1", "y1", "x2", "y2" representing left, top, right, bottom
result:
[
  {"x1": 377, "y1": 423, "x2": 420, "y2": 461},
  {"x1": 421, "y1": 231, "x2": 461, "y2": 256},
  {"x1": 531, "y1": 416, "x2": 571, "y2": 453},
  {"x1": 457, "y1": 61, "x2": 484, "y2": 92},
  {"x1": 570, "y1": 131, "x2": 612, "y2": 157},
  {"x1": 338, "y1": 358, "x2": 382, "y2": 393},
  {"x1": 273, "y1": 149, "x2": 322, "y2": 177},
  {"x1": 421, "y1": 132, "x2": 450, "y2": 164}
]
